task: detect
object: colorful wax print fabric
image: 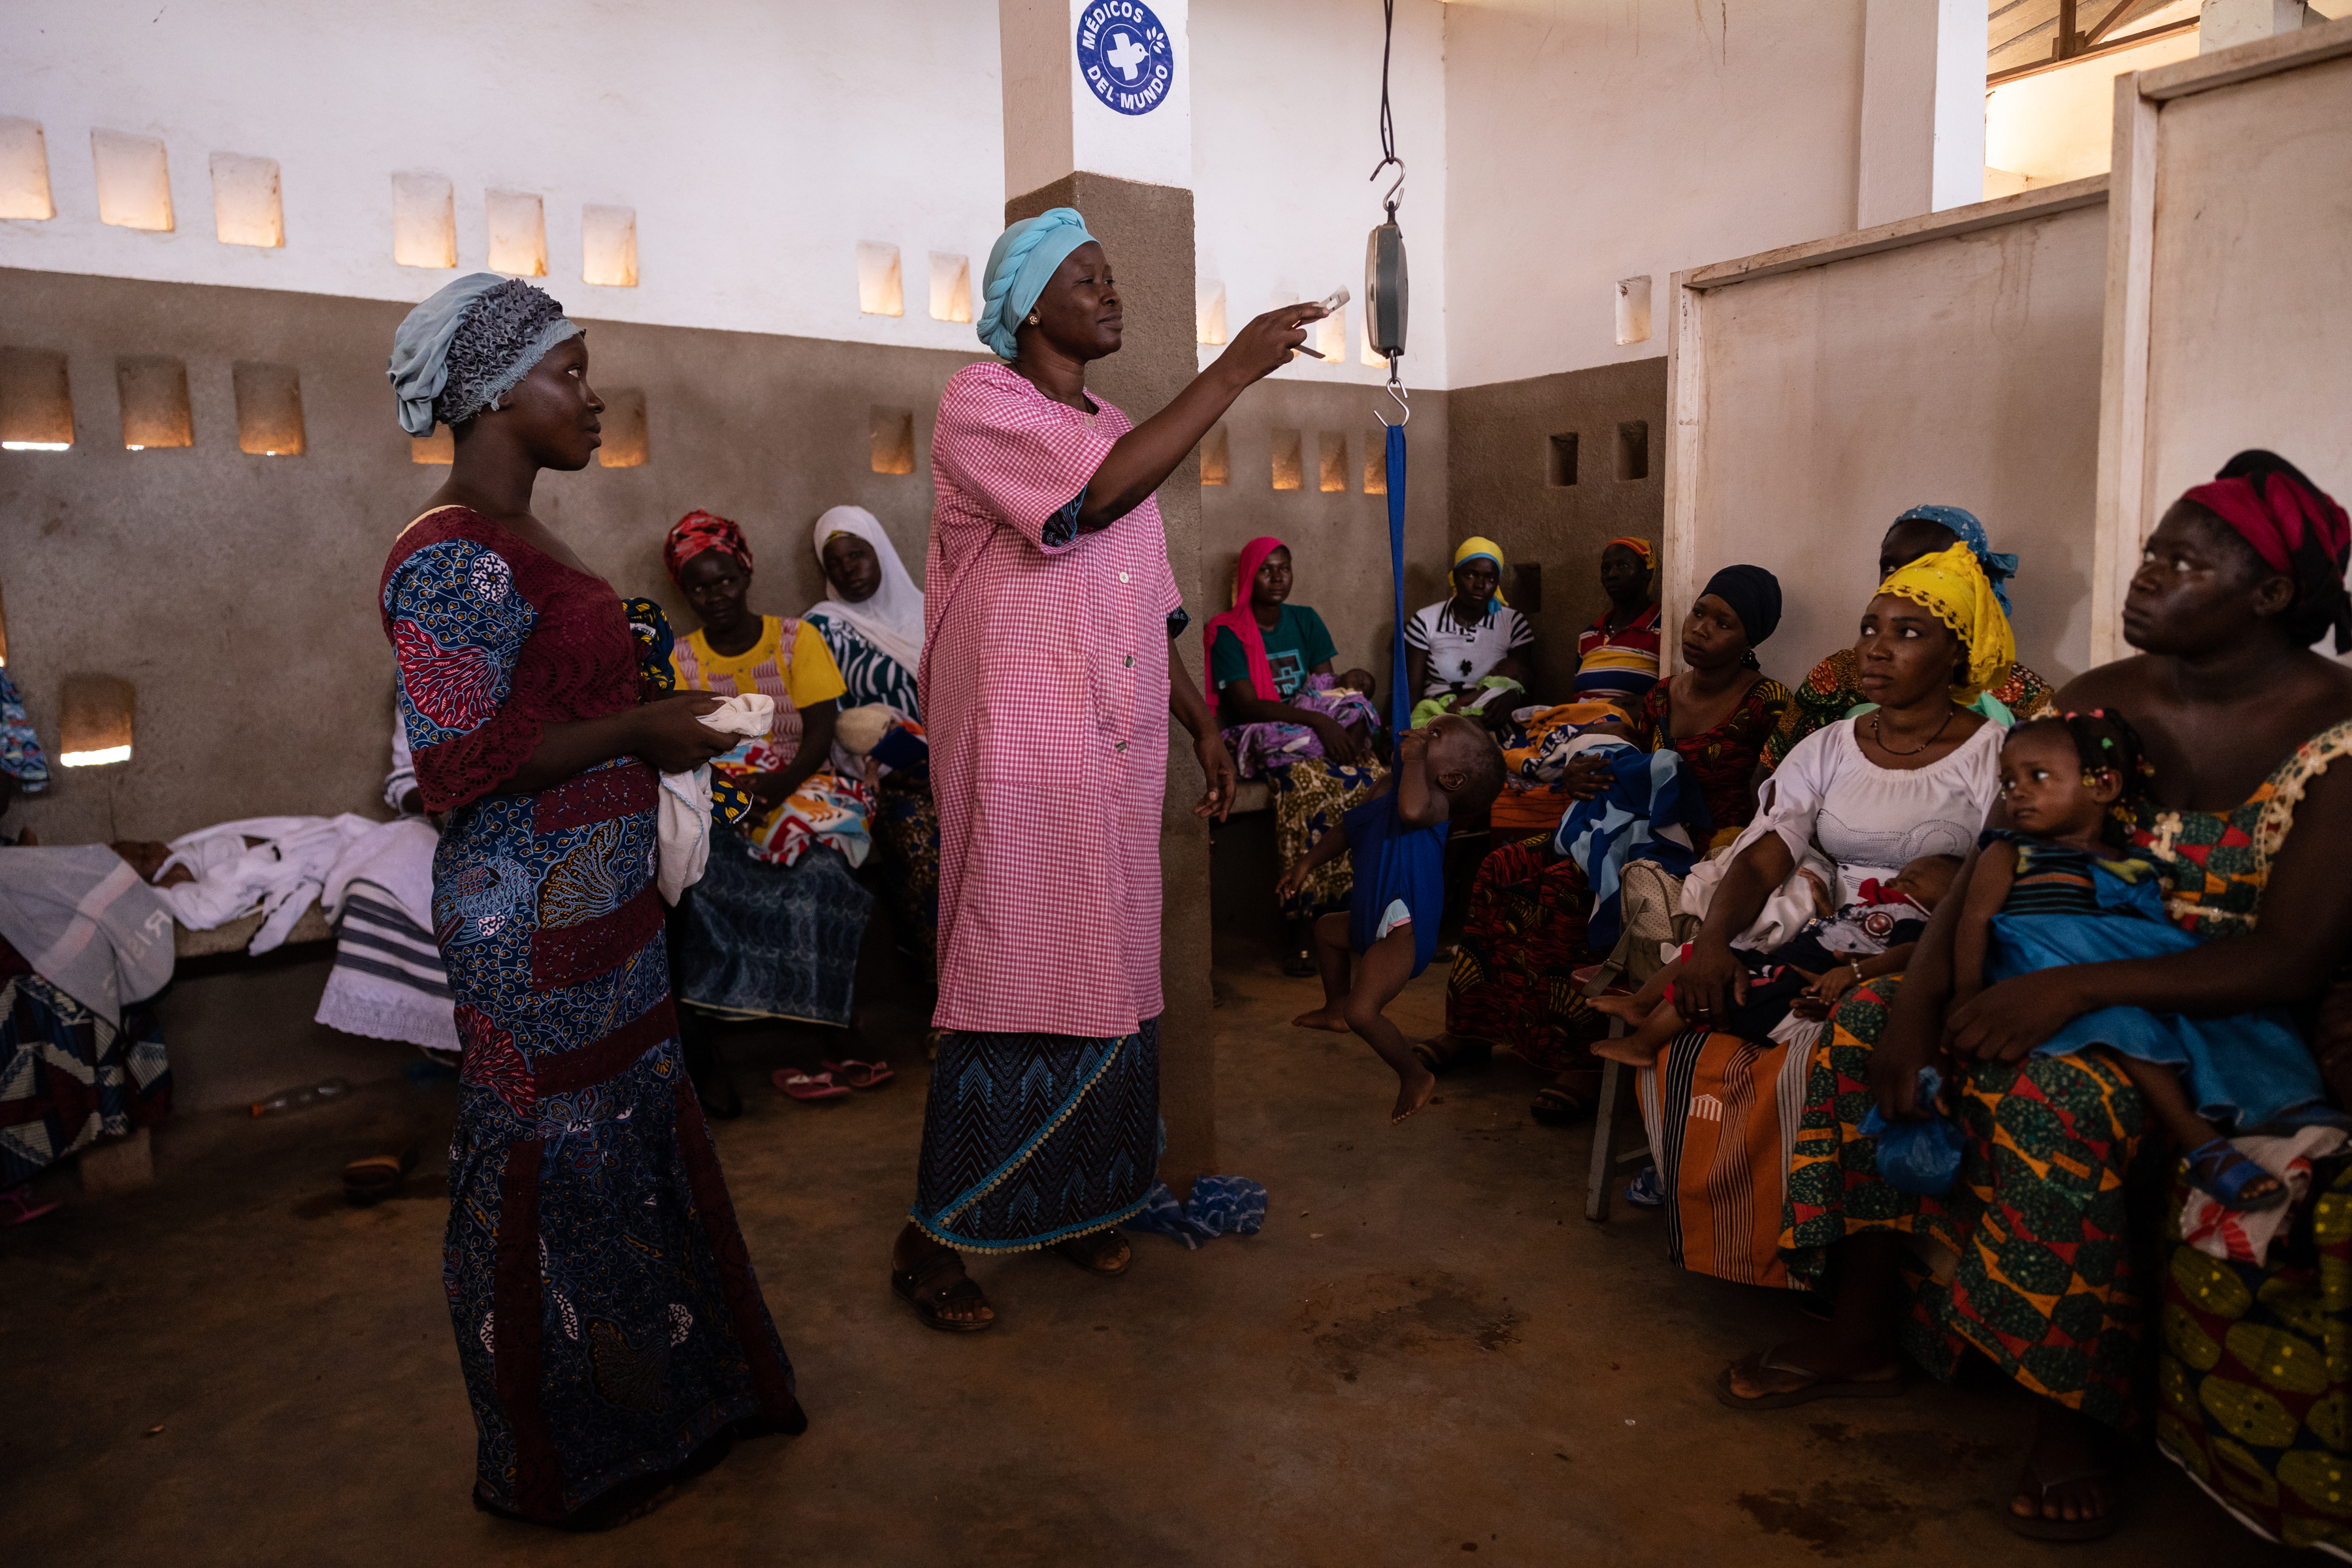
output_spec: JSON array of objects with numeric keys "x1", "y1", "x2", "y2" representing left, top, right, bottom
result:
[{"x1": 0, "y1": 936, "x2": 169, "y2": 1183}]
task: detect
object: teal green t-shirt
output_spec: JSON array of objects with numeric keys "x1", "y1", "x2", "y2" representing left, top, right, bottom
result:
[{"x1": 1210, "y1": 604, "x2": 1337, "y2": 699}]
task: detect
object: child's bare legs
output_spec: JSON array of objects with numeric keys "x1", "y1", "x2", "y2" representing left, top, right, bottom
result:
[
  {"x1": 1593, "y1": 996, "x2": 1691, "y2": 1066},
  {"x1": 1291, "y1": 911, "x2": 1355, "y2": 1032},
  {"x1": 1592, "y1": 957, "x2": 1680, "y2": 1024},
  {"x1": 1343, "y1": 925, "x2": 1438, "y2": 1122},
  {"x1": 2119, "y1": 1057, "x2": 2281, "y2": 1207}
]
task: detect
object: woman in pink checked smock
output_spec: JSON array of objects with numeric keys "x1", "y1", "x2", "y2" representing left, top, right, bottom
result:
[{"x1": 890, "y1": 208, "x2": 1323, "y2": 1333}]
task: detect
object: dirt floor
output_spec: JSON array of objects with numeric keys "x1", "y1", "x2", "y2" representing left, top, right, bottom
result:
[{"x1": 0, "y1": 938, "x2": 2295, "y2": 1567}]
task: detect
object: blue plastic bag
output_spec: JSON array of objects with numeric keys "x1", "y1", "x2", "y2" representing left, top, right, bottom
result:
[{"x1": 1858, "y1": 1067, "x2": 1964, "y2": 1196}]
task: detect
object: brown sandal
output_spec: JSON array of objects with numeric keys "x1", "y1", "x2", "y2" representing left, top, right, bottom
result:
[
  {"x1": 342, "y1": 1143, "x2": 419, "y2": 1207},
  {"x1": 891, "y1": 1243, "x2": 995, "y2": 1333},
  {"x1": 1050, "y1": 1229, "x2": 1132, "y2": 1277}
]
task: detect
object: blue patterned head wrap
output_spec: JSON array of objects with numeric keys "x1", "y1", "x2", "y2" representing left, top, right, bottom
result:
[
  {"x1": 1892, "y1": 504, "x2": 2017, "y2": 613},
  {"x1": 976, "y1": 208, "x2": 1099, "y2": 361},
  {"x1": 387, "y1": 273, "x2": 581, "y2": 436}
]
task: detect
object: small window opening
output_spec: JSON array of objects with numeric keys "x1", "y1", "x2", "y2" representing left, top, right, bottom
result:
[
  {"x1": 1616, "y1": 420, "x2": 1650, "y2": 482},
  {"x1": 91, "y1": 129, "x2": 173, "y2": 232},
  {"x1": 411, "y1": 425, "x2": 455, "y2": 465},
  {"x1": 487, "y1": 190, "x2": 547, "y2": 278},
  {"x1": 870, "y1": 406, "x2": 915, "y2": 474},
  {"x1": 1313, "y1": 308, "x2": 1347, "y2": 366},
  {"x1": 210, "y1": 152, "x2": 282, "y2": 248},
  {"x1": 1196, "y1": 282, "x2": 1226, "y2": 346},
  {"x1": 583, "y1": 205, "x2": 638, "y2": 287},
  {"x1": 1512, "y1": 563, "x2": 1544, "y2": 612},
  {"x1": 1270, "y1": 429, "x2": 1303, "y2": 491},
  {"x1": 857, "y1": 242, "x2": 904, "y2": 317},
  {"x1": 1318, "y1": 433, "x2": 1348, "y2": 493},
  {"x1": 1200, "y1": 425, "x2": 1229, "y2": 486},
  {"x1": 1, "y1": 346, "x2": 74, "y2": 450},
  {"x1": 596, "y1": 389, "x2": 648, "y2": 468},
  {"x1": 1361, "y1": 310, "x2": 1386, "y2": 367},
  {"x1": 0, "y1": 118, "x2": 55, "y2": 221},
  {"x1": 392, "y1": 172, "x2": 455, "y2": 269},
  {"x1": 1548, "y1": 433, "x2": 1578, "y2": 487},
  {"x1": 59, "y1": 673, "x2": 135, "y2": 768},
  {"x1": 928, "y1": 252, "x2": 972, "y2": 323},
  {"x1": 1615, "y1": 276, "x2": 1653, "y2": 346},
  {"x1": 233, "y1": 362, "x2": 304, "y2": 455},
  {"x1": 117, "y1": 357, "x2": 191, "y2": 450},
  {"x1": 1364, "y1": 431, "x2": 1388, "y2": 495}
]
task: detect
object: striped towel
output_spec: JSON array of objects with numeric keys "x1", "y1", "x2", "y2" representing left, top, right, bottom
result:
[{"x1": 314, "y1": 879, "x2": 458, "y2": 1058}]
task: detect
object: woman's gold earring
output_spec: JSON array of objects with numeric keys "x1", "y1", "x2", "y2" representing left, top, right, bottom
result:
[{"x1": 1026, "y1": 312, "x2": 1039, "y2": 325}]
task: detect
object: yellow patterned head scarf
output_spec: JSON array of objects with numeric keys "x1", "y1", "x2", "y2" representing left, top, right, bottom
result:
[
  {"x1": 1873, "y1": 543, "x2": 2017, "y2": 704},
  {"x1": 1453, "y1": 536, "x2": 1509, "y2": 605}
]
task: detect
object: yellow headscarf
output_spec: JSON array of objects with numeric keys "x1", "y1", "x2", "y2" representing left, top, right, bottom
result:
[
  {"x1": 1873, "y1": 543, "x2": 2017, "y2": 704},
  {"x1": 1453, "y1": 536, "x2": 1509, "y2": 604}
]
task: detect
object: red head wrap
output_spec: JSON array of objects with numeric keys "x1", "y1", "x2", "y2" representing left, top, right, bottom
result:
[
  {"x1": 1201, "y1": 536, "x2": 1287, "y2": 713},
  {"x1": 664, "y1": 510, "x2": 753, "y2": 584},
  {"x1": 2181, "y1": 451, "x2": 2351, "y2": 651}
]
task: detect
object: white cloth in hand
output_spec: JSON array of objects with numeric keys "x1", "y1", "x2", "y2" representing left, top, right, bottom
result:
[{"x1": 657, "y1": 694, "x2": 776, "y2": 905}]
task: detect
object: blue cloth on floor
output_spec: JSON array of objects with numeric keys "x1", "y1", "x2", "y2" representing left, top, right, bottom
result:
[
  {"x1": 1343, "y1": 791, "x2": 1449, "y2": 977},
  {"x1": 1996, "y1": 859, "x2": 2322, "y2": 1130},
  {"x1": 1551, "y1": 740, "x2": 1704, "y2": 952},
  {"x1": 1123, "y1": 1175, "x2": 1268, "y2": 1249},
  {"x1": 1860, "y1": 1067, "x2": 1965, "y2": 1196}
]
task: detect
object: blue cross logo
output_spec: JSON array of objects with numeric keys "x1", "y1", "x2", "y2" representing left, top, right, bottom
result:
[{"x1": 1076, "y1": 1, "x2": 1175, "y2": 117}]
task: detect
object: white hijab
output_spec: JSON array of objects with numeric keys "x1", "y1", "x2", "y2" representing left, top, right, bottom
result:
[{"x1": 807, "y1": 505, "x2": 923, "y2": 675}]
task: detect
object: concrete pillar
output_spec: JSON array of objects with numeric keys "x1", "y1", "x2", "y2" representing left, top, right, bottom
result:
[
  {"x1": 998, "y1": 0, "x2": 1214, "y2": 1194},
  {"x1": 2200, "y1": 0, "x2": 2312, "y2": 52},
  {"x1": 1856, "y1": 0, "x2": 1987, "y2": 229}
]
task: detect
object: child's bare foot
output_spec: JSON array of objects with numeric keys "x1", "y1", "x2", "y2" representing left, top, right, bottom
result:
[
  {"x1": 1292, "y1": 1007, "x2": 1352, "y2": 1033},
  {"x1": 1593, "y1": 1036, "x2": 1661, "y2": 1067},
  {"x1": 1392, "y1": 1065, "x2": 1437, "y2": 1123},
  {"x1": 1591, "y1": 994, "x2": 1647, "y2": 1022}
]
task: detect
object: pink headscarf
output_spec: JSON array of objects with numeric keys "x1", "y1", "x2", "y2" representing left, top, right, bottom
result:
[{"x1": 1201, "y1": 536, "x2": 1286, "y2": 713}]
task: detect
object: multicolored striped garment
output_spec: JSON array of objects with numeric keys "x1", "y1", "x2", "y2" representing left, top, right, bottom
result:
[{"x1": 1573, "y1": 601, "x2": 1662, "y2": 704}]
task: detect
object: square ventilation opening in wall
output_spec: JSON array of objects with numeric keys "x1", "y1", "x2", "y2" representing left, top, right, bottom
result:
[
  {"x1": 870, "y1": 406, "x2": 915, "y2": 474},
  {"x1": 1, "y1": 118, "x2": 54, "y2": 221},
  {"x1": 411, "y1": 424, "x2": 454, "y2": 465},
  {"x1": 1196, "y1": 282, "x2": 1226, "y2": 346},
  {"x1": 596, "y1": 389, "x2": 648, "y2": 467},
  {"x1": 1616, "y1": 420, "x2": 1650, "y2": 482},
  {"x1": 1318, "y1": 433, "x2": 1348, "y2": 493},
  {"x1": 1548, "y1": 433, "x2": 1578, "y2": 487},
  {"x1": 1200, "y1": 425, "x2": 1229, "y2": 486},
  {"x1": 928, "y1": 253, "x2": 971, "y2": 323},
  {"x1": 1364, "y1": 432, "x2": 1388, "y2": 495},
  {"x1": 1615, "y1": 276, "x2": 1653, "y2": 346},
  {"x1": 583, "y1": 205, "x2": 638, "y2": 287},
  {"x1": 232, "y1": 362, "x2": 304, "y2": 455},
  {"x1": 857, "y1": 242, "x2": 904, "y2": 317},
  {"x1": 117, "y1": 357, "x2": 191, "y2": 450},
  {"x1": 393, "y1": 172, "x2": 455, "y2": 268},
  {"x1": 1271, "y1": 429, "x2": 1303, "y2": 491},
  {"x1": 210, "y1": 152, "x2": 282, "y2": 247},
  {"x1": 91, "y1": 129, "x2": 173, "y2": 232},
  {"x1": 1314, "y1": 308, "x2": 1347, "y2": 366},
  {"x1": 1, "y1": 346, "x2": 74, "y2": 451},
  {"x1": 487, "y1": 190, "x2": 547, "y2": 277},
  {"x1": 59, "y1": 673, "x2": 135, "y2": 768}
]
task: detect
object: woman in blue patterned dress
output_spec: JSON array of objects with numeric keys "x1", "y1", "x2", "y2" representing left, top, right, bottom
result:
[
  {"x1": 382, "y1": 274, "x2": 804, "y2": 1528},
  {"x1": 802, "y1": 504, "x2": 938, "y2": 979}
]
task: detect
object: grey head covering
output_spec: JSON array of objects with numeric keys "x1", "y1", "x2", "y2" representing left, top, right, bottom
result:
[{"x1": 386, "y1": 273, "x2": 583, "y2": 436}]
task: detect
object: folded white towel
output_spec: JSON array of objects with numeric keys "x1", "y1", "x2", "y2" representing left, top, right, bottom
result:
[{"x1": 657, "y1": 694, "x2": 775, "y2": 904}]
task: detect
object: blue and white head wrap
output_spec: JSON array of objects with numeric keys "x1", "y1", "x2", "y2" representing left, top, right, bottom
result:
[
  {"x1": 1892, "y1": 504, "x2": 2018, "y2": 614},
  {"x1": 975, "y1": 208, "x2": 1100, "y2": 361},
  {"x1": 387, "y1": 273, "x2": 582, "y2": 437}
]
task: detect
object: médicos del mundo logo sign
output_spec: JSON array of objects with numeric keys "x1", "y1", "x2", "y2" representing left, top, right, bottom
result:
[{"x1": 1076, "y1": 1, "x2": 1174, "y2": 117}]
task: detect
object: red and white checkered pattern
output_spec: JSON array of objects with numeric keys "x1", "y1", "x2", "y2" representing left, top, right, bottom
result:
[{"x1": 921, "y1": 363, "x2": 1179, "y2": 1037}]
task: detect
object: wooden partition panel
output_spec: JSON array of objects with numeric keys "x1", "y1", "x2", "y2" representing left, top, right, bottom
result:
[
  {"x1": 1664, "y1": 181, "x2": 2108, "y2": 693},
  {"x1": 2093, "y1": 17, "x2": 2352, "y2": 665}
]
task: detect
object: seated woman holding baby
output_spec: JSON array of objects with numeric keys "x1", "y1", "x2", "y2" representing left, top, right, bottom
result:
[
  {"x1": 1207, "y1": 536, "x2": 1387, "y2": 974},
  {"x1": 1418, "y1": 564, "x2": 1788, "y2": 1126},
  {"x1": 662, "y1": 510, "x2": 878, "y2": 1113}
]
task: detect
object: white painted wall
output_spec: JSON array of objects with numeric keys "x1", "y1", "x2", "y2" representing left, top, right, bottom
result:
[
  {"x1": 1191, "y1": 0, "x2": 1448, "y2": 390},
  {"x1": 1441, "y1": 0, "x2": 1871, "y2": 389}
]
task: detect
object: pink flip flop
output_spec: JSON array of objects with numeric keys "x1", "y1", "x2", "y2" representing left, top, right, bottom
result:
[
  {"x1": 772, "y1": 1070, "x2": 853, "y2": 1102},
  {"x1": 1, "y1": 1183, "x2": 62, "y2": 1226},
  {"x1": 821, "y1": 1058, "x2": 896, "y2": 1090}
]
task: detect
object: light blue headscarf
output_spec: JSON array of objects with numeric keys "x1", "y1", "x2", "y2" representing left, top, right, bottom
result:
[
  {"x1": 1893, "y1": 504, "x2": 2018, "y2": 614},
  {"x1": 975, "y1": 208, "x2": 1099, "y2": 361}
]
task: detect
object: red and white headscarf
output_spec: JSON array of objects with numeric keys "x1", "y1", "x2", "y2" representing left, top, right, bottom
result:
[
  {"x1": 2183, "y1": 450, "x2": 2351, "y2": 651},
  {"x1": 664, "y1": 509, "x2": 753, "y2": 584}
]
